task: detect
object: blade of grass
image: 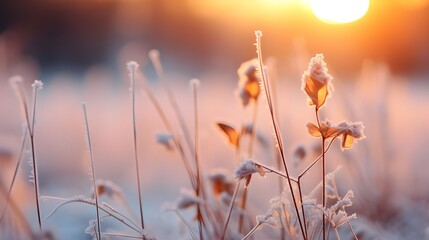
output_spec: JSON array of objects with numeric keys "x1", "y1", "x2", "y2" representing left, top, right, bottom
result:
[
  {"x1": 128, "y1": 62, "x2": 146, "y2": 229},
  {"x1": 82, "y1": 102, "x2": 102, "y2": 240},
  {"x1": 254, "y1": 31, "x2": 306, "y2": 239}
]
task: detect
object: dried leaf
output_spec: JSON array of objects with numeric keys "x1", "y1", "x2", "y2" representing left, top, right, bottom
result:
[
  {"x1": 255, "y1": 163, "x2": 265, "y2": 176},
  {"x1": 307, "y1": 122, "x2": 321, "y2": 137},
  {"x1": 216, "y1": 122, "x2": 239, "y2": 147},
  {"x1": 341, "y1": 133, "x2": 354, "y2": 149}
]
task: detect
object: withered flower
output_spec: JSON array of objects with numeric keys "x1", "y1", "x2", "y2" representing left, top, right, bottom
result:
[
  {"x1": 236, "y1": 59, "x2": 261, "y2": 106},
  {"x1": 301, "y1": 54, "x2": 333, "y2": 110}
]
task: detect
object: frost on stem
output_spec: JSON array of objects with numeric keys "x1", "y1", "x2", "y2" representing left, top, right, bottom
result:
[
  {"x1": 85, "y1": 219, "x2": 97, "y2": 239},
  {"x1": 301, "y1": 54, "x2": 333, "y2": 109},
  {"x1": 32, "y1": 80, "x2": 44, "y2": 90},
  {"x1": 325, "y1": 190, "x2": 357, "y2": 228},
  {"x1": 234, "y1": 160, "x2": 265, "y2": 180}
]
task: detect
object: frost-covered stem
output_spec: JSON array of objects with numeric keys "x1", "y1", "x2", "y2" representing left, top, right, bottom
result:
[
  {"x1": 255, "y1": 31, "x2": 306, "y2": 240},
  {"x1": 9, "y1": 79, "x2": 43, "y2": 230},
  {"x1": 0, "y1": 128, "x2": 27, "y2": 223},
  {"x1": 334, "y1": 228, "x2": 341, "y2": 240},
  {"x1": 82, "y1": 103, "x2": 101, "y2": 240},
  {"x1": 140, "y1": 79, "x2": 196, "y2": 188},
  {"x1": 173, "y1": 210, "x2": 197, "y2": 240},
  {"x1": 149, "y1": 50, "x2": 195, "y2": 158},
  {"x1": 192, "y1": 80, "x2": 204, "y2": 240},
  {"x1": 102, "y1": 233, "x2": 146, "y2": 239},
  {"x1": 315, "y1": 108, "x2": 326, "y2": 240},
  {"x1": 29, "y1": 132, "x2": 42, "y2": 230},
  {"x1": 30, "y1": 81, "x2": 42, "y2": 230},
  {"x1": 221, "y1": 180, "x2": 241, "y2": 240},
  {"x1": 298, "y1": 137, "x2": 337, "y2": 179},
  {"x1": 347, "y1": 221, "x2": 358, "y2": 240},
  {"x1": 297, "y1": 180, "x2": 308, "y2": 237},
  {"x1": 129, "y1": 63, "x2": 145, "y2": 229},
  {"x1": 242, "y1": 222, "x2": 262, "y2": 240},
  {"x1": 257, "y1": 164, "x2": 298, "y2": 183},
  {"x1": 102, "y1": 203, "x2": 142, "y2": 232}
]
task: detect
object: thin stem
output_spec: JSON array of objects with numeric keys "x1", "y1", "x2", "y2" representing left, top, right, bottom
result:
[
  {"x1": 30, "y1": 81, "x2": 43, "y2": 230},
  {"x1": 257, "y1": 163, "x2": 298, "y2": 183},
  {"x1": 173, "y1": 210, "x2": 198, "y2": 240},
  {"x1": 140, "y1": 82, "x2": 196, "y2": 189},
  {"x1": 102, "y1": 203, "x2": 143, "y2": 233},
  {"x1": 101, "y1": 233, "x2": 145, "y2": 239},
  {"x1": 44, "y1": 196, "x2": 143, "y2": 234},
  {"x1": 242, "y1": 222, "x2": 262, "y2": 240},
  {"x1": 347, "y1": 221, "x2": 359, "y2": 240},
  {"x1": 221, "y1": 180, "x2": 241, "y2": 240},
  {"x1": 315, "y1": 107, "x2": 326, "y2": 240},
  {"x1": 334, "y1": 228, "x2": 341, "y2": 240},
  {"x1": 129, "y1": 63, "x2": 145, "y2": 229},
  {"x1": 149, "y1": 50, "x2": 195, "y2": 158},
  {"x1": 255, "y1": 31, "x2": 306, "y2": 240},
  {"x1": 82, "y1": 103, "x2": 101, "y2": 240},
  {"x1": 298, "y1": 137, "x2": 337, "y2": 180},
  {"x1": 29, "y1": 133, "x2": 42, "y2": 230},
  {"x1": 192, "y1": 80, "x2": 204, "y2": 240},
  {"x1": 0, "y1": 128, "x2": 27, "y2": 223},
  {"x1": 297, "y1": 180, "x2": 308, "y2": 237}
]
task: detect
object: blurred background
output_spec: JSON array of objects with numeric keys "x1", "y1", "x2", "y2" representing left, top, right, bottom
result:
[
  {"x1": 0, "y1": 0, "x2": 429, "y2": 81},
  {"x1": 0, "y1": 0, "x2": 429, "y2": 239}
]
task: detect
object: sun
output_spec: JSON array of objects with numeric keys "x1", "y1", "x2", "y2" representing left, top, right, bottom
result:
[{"x1": 309, "y1": 0, "x2": 370, "y2": 24}]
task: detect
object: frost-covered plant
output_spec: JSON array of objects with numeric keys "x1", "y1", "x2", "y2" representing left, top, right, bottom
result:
[{"x1": 8, "y1": 77, "x2": 44, "y2": 230}]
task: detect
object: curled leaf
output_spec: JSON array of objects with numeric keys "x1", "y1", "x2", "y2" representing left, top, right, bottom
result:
[
  {"x1": 307, "y1": 122, "x2": 321, "y2": 137},
  {"x1": 216, "y1": 122, "x2": 239, "y2": 147}
]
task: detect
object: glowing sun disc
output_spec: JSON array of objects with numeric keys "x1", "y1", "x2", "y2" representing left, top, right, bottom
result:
[{"x1": 309, "y1": 0, "x2": 370, "y2": 24}]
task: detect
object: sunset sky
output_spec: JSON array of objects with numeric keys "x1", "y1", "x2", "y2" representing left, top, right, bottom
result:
[{"x1": 0, "y1": 0, "x2": 428, "y2": 79}]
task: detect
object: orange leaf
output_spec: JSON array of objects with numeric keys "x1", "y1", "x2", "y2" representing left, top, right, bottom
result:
[
  {"x1": 341, "y1": 133, "x2": 354, "y2": 149},
  {"x1": 307, "y1": 122, "x2": 322, "y2": 137},
  {"x1": 244, "y1": 78, "x2": 260, "y2": 99},
  {"x1": 255, "y1": 164, "x2": 265, "y2": 177},
  {"x1": 216, "y1": 122, "x2": 239, "y2": 147},
  {"x1": 317, "y1": 82, "x2": 328, "y2": 109}
]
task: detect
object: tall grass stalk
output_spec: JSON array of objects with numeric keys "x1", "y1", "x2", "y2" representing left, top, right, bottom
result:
[
  {"x1": 220, "y1": 180, "x2": 241, "y2": 240},
  {"x1": 128, "y1": 62, "x2": 146, "y2": 229},
  {"x1": 137, "y1": 63, "x2": 196, "y2": 189},
  {"x1": 10, "y1": 78, "x2": 43, "y2": 230},
  {"x1": 267, "y1": 58, "x2": 288, "y2": 240},
  {"x1": 254, "y1": 30, "x2": 306, "y2": 239},
  {"x1": 82, "y1": 102, "x2": 102, "y2": 240},
  {"x1": 242, "y1": 222, "x2": 262, "y2": 240},
  {"x1": 297, "y1": 136, "x2": 338, "y2": 238},
  {"x1": 314, "y1": 108, "x2": 326, "y2": 240},
  {"x1": 191, "y1": 79, "x2": 204, "y2": 239},
  {"x1": 149, "y1": 50, "x2": 195, "y2": 156}
]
